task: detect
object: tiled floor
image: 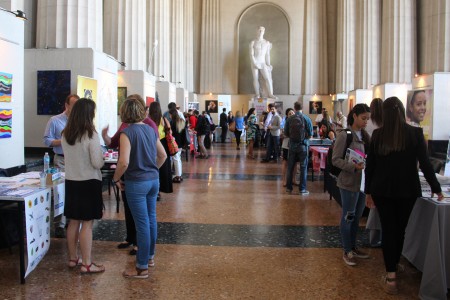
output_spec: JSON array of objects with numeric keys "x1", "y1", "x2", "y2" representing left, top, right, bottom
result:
[{"x1": 0, "y1": 143, "x2": 430, "y2": 299}]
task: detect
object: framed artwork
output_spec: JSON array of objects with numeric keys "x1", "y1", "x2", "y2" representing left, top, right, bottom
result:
[
  {"x1": 274, "y1": 101, "x2": 283, "y2": 116},
  {"x1": 37, "y1": 70, "x2": 71, "y2": 115},
  {"x1": 146, "y1": 97, "x2": 155, "y2": 106},
  {"x1": 205, "y1": 100, "x2": 218, "y2": 113},
  {"x1": 0, "y1": 108, "x2": 12, "y2": 138},
  {"x1": 117, "y1": 87, "x2": 127, "y2": 114},
  {"x1": 0, "y1": 72, "x2": 13, "y2": 102},
  {"x1": 188, "y1": 102, "x2": 199, "y2": 111},
  {"x1": 406, "y1": 89, "x2": 433, "y2": 140},
  {"x1": 76, "y1": 76, "x2": 97, "y2": 101},
  {"x1": 309, "y1": 101, "x2": 322, "y2": 114}
]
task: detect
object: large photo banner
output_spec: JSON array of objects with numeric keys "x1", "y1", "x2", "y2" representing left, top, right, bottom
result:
[
  {"x1": 406, "y1": 89, "x2": 433, "y2": 140},
  {"x1": 24, "y1": 188, "x2": 51, "y2": 277}
]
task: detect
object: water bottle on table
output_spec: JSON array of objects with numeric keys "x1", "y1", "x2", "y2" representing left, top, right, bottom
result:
[{"x1": 43, "y1": 152, "x2": 50, "y2": 173}]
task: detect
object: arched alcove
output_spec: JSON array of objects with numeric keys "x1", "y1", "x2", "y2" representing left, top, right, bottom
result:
[{"x1": 238, "y1": 3, "x2": 289, "y2": 96}]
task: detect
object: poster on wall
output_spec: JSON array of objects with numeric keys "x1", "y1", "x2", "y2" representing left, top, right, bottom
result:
[
  {"x1": 0, "y1": 109, "x2": 12, "y2": 138},
  {"x1": 406, "y1": 89, "x2": 433, "y2": 140},
  {"x1": 0, "y1": 72, "x2": 12, "y2": 102},
  {"x1": 188, "y1": 102, "x2": 199, "y2": 111},
  {"x1": 24, "y1": 188, "x2": 51, "y2": 277},
  {"x1": 254, "y1": 98, "x2": 267, "y2": 116},
  {"x1": 274, "y1": 101, "x2": 284, "y2": 116},
  {"x1": 76, "y1": 76, "x2": 98, "y2": 101},
  {"x1": 37, "y1": 70, "x2": 71, "y2": 115},
  {"x1": 205, "y1": 100, "x2": 218, "y2": 113},
  {"x1": 309, "y1": 101, "x2": 322, "y2": 114},
  {"x1": 117, "y1": 87, "x2": 127, "y2": 114},
  {"x1": 146, "y1": 97, "x2": 155, "y2": 107}
]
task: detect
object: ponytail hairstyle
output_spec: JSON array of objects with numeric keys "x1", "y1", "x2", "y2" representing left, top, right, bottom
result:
[
  {"x1": 376, "y1": 97, "x2": 407, "y2": 155},
  {"x1": 347, "y1": 103, "x2": 370, "y2": 127}
]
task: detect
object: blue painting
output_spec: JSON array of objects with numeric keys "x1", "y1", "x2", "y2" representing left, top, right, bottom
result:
[{"x1": 37, "y1": 71, "x2": 71, "y2": 115}]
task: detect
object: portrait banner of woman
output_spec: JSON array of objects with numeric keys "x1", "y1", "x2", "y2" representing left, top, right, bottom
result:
[{"x1": 406, "y1": 89, "x2": 433, "y2": 140}]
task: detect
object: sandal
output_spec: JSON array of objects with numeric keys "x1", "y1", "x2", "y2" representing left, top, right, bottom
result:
[
  {"x1": 68, "y1": 257, "x2": 82, "y2": 268},
  {"x1": 172, "y1": 176, "x2": 181, "y2": 183},
  {"x1": 149, "y1": 259, "x2": 155, "y2": 267},
  {"x1": 122, "y1": 267, "x2": 149, "y2": 279},
  {"x1": 80, "y1": 262, "x2": 105, "y2": 274},
  {"x1": 381, "y1": 275, "x2": 398, "y2": 295}
]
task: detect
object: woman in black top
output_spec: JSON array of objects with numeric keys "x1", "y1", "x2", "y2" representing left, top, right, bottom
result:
[{"x1": 365, "y1": 97, "x2": 443, "y2": 295}]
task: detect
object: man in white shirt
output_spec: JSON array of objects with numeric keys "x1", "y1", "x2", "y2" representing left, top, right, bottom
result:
[{"x1": 335, "y1": 111, "x2": 347, "y2": 129}]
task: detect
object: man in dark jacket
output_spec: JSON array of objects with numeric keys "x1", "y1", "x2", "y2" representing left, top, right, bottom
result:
[{"x1": 219, "y1": 108, "x2": 228, "y2": 143}]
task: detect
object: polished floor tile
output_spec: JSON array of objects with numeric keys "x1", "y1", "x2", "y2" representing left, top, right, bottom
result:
[{"x1": 0, "y1": 143, "x2": 435, "y2": 299}]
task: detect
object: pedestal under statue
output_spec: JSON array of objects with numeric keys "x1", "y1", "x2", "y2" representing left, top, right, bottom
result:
[{"x1": 250, "y1": 26, "x2": 275, "y2": 99}]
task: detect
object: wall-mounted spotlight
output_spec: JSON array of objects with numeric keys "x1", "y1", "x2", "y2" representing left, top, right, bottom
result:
[{"x1": 0, "y1": 7, "x2": 28, "y2": 20}]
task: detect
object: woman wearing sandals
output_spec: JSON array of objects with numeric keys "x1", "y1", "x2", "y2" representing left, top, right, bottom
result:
[
  {"x1": 246, "y1": 108, "x2": 258, "y2": 159},
  {"x1": 62, "y1": 98, "x2": 105, "y2": 274},
  {"x1": 364, "y1": 97, "x2": 443, "y2": 294},
  {"x1": 113, "y1": 97, "x2": 167, "y2": 279}
]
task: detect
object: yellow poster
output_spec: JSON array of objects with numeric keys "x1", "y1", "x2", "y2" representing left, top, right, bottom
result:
[{"x1": 77, "y1": 76, "x2": 98, "y2": 102}]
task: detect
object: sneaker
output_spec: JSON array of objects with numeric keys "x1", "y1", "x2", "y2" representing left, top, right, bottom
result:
[
  {"x1": 381, "y1": 275, "x2": 398, "y2": 295},
  {"x1": 351, "y1": 248, "x2": 370, "y2": 259},
  {"x1": 286, "y1": 188, "x2": 293, "y2": 194},
  {"x1": 343, "y1": 251, "x2": 357, "y2": 266},
  {"x1": 299, "y1": 190, "x2": 310, "y2": 195}
]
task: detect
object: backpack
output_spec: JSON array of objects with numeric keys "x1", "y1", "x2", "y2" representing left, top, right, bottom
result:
[
  {"x1": 326, "y1": 129, "x2": 353, "y2": 177},
  {"x1": 288, "y1": 114, "x2": 307, "y2": 143}
]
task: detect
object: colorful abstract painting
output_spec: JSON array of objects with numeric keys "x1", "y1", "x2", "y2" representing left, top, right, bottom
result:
[
  {"x1": 37, "y1": 70, "x2": 71, "y2": 115},
  {"x1": 0, "y1": 72, "x2": 13, "y2": 102},
  {"x1": 146, "y1": 96, "x2": 155, "y2": 107},
  {"x1": 117, "y1": 87, "x2": 127, "y2": 114},
  {"x1": 0, "y1": 109, "x2": 12, "y2": 138}
]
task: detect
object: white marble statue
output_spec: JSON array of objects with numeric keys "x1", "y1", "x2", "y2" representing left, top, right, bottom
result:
[{"x1": 250, "y1": 26, "x2": 275, "y2": 99}]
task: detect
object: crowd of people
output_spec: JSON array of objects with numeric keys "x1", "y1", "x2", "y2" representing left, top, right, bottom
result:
[{"x1": 43, "y1": 93, "x2": 444, "y2": 293}]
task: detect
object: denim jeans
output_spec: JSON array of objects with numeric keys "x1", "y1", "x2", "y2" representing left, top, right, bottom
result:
[
  {"x1": 339, "y1": 188, "x2": 366, "y2": 253},
  {"x1": 265, "y1": 133, "x2": 280, "y2": 160},
  {"x1": 125, "y1": 178, "x2": 159, "y2": 269},
  {"x1": 286, "y1": 145, "x2": 308, "y2": 192}
]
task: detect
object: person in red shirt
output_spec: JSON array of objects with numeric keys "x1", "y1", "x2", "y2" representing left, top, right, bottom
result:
[{"x1": 189, "y1": 110, "x2": 198, "y2": 155}]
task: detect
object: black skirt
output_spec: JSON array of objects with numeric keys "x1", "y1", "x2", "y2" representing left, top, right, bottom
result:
[
  {"x1": 159, "y1": 137, "x2": 173, "y2": 193},
  {"x1": 64, "y1": 179, "x2": 103, "y2": 220}
]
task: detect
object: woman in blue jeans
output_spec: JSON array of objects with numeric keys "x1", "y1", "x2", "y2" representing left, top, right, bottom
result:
[
  {"x1": 332, "y1": 104, "x2": 371, "y2": 266},
  {"x1": 113, "y1": 96, "x2": 167, "y2": 279}
]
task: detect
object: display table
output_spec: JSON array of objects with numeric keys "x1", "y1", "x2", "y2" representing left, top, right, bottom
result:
[
  {"x1": 0, "y1": 185, "x2": 51, "y2": 284},
  {"x1": 0, "y1": 172, "x2": 64, "y2": 283},
  {"x1": 309, "y1": 146, "x2": 330, "y2": 182},
  {"x1": 403, "y1": 197, "x2": 450, "y2": 300}
]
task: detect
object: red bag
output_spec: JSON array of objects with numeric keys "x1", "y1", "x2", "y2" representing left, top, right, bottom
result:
[{"x1": 166, "y1": 133, "x2": 179, "y2": 156}]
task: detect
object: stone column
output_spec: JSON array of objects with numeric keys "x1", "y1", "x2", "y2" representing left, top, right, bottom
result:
[
  {"x1": 355, "y1": 0, "x2": 381, "y2": 89},
  {"x1": 184, "y1": 0, "x2": 194, "y2": 92},
  {"x1": 171, "y1": 0, "x2": 184, "y2": 85},
  {"x1": 103, "y1": 0, "x2": 146, "y2": 71},
  {"x1": 381, "y1": 0, "x2": 416, "y2": 83},
  {"x1": 147, "y1": 0, "x2": 170, "y2": 79},
  {"x1": 420, "y1": 0, "x2": 450, "y2": 73},
  {"x1": 302, "y1": 0, "x2": 328, "y2": 94},
  {"x1": 36, "y1": 0, "x2": 103, "y2": 51},
  {"x1": 335, "y1": 0, "x2": 356, "y2": 93},
  {"x1": 199, "y1": 0, "x2": 222, "y2": 93}
]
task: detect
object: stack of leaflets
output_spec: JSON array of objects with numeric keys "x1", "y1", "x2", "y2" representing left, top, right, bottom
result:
[{"x1": 345, "y1": 148, "x2": 365, "y2": 164}]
